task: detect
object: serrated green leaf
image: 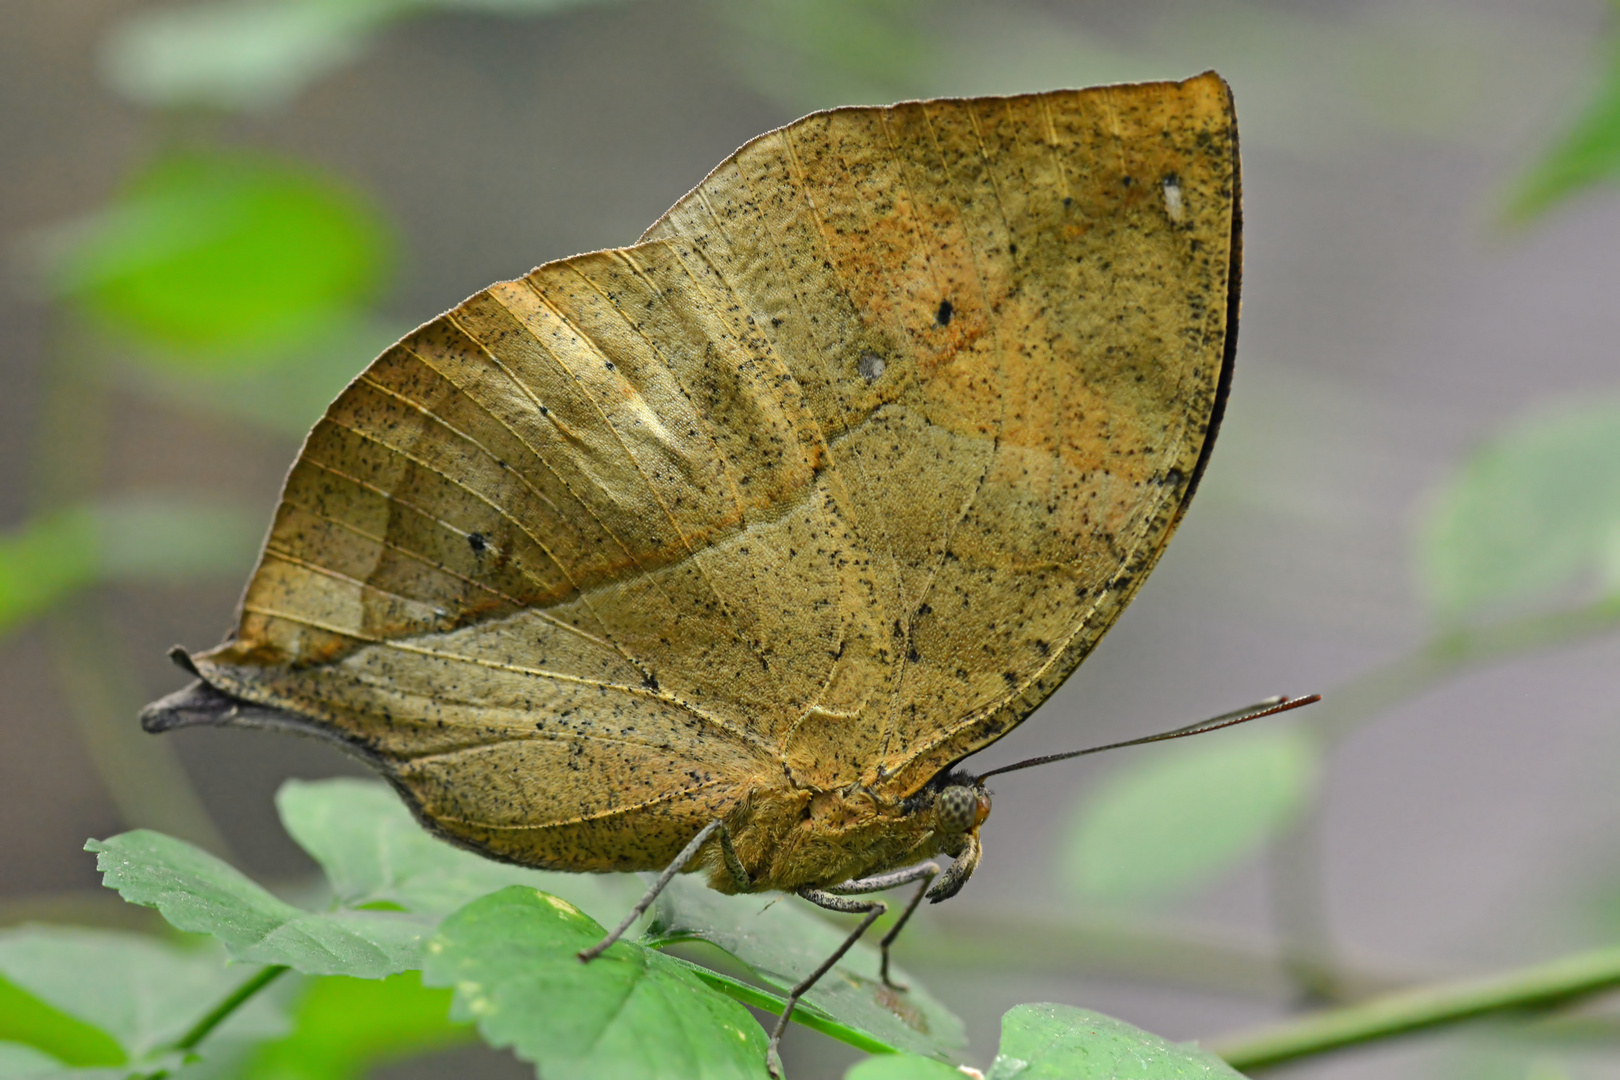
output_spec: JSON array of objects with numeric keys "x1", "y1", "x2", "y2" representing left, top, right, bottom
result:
[
  {"x1": 275, "y1": 778, "x2": 624, "y2": 920},
  {"x1": 422, "y1": 886, "x2": 771, "y2": 1080},
  {"x1": 1418, "y1": 400, "x2": 1620, "y2": 618},
  {"x1": 0, "y1": 977, "x2": 125, "y2": 1068},
  {"x1": 87, "y1": 832, "x2": 428, "y2": 977},
  {"x1": 239, "y1": 972, "x2": 471, "y2": 1080},
  {"x1": 1060, "y1": 728, "x2": 1319, "y2": 903},
  {"x1": 0, "y1": 928, "x2": 284, "y2": 1062},
  {"x1": 43, "y1": 152, "x2": 390, "y2": 353},
  {"x1": 646, "y1": 877, "x2": 965, "y2": 1061},
  {"x1": 986, "y1": 1004, "x2": 1243, "y2": 1080},
  {"x1": 844, "y1": 1052, "x2": 961, "y2": 1079},
  {"x1": 0, "y1": 497, "x2": 262, "y2": 637}
]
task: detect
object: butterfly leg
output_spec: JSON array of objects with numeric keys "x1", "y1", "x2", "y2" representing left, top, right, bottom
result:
[
  {"x1": 577, "y1": 819, "x2": 747, "y2": 962},
  {"x1": 826, "y1": 862, "x2": 940, "y2": 989},
  {"x1": 766, "y1": 888, "x2": 890, "y2": 1078}
]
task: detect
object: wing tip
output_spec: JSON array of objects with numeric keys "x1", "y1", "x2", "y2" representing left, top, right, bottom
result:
[{"x1": 141, "y1": 648, "x2": 321, "y2": 735}]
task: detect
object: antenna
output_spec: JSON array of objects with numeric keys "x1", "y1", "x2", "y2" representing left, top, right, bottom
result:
[{"x1": 973, "y1": 693, "x2": 1322, "y2": 783}]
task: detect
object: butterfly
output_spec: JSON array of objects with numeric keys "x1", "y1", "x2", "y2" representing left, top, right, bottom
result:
[{"x1": 145, "y1": 71, "x2": 1254, "y2": 1075}]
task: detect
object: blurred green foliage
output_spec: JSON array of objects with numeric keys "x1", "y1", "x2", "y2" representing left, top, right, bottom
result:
[
  {"x1": 122, "y1": 315, "x2": 406, "y2": 436},
  {"x1": 1418, "y1": 401, "x2": 1620, "y2": 620},
  {"x1": 1059, "y1": 728, "x2": 1319, "y2": 904},
  {"x1": 0, "y1": 498, "x2": 261, "y2": 638},
  {"x1": 843, "y1": 1056, "x2": 960, "y2": 1080},
  {"x1": 239, "y1": 973, "x2": 471, "y2": 1080},
  {"x1": 1507, "y1": 4, "x2": 1620, "y2": 220},
  {"x1": 0, "y1": 927, "x2": 288, "y2": 1074},
  {"x1": 12, "y1": 0, "x2": 1620, "y2": 1076},
  {"x1": 0, "y1": 973, "x2": 127, "y2": 1068},
  {"x1": 102, "y1": 0, "x2": 625, "y2": 111},
  {"x1": 0, "y1": 779, "x2": 1249, "y2": 1080},
  {"x1": 708, "y1": 0, "x2": 933, "y2": 109},
  {"x1": 46, "y1": 152, "x2": 391, "y2": 356}
]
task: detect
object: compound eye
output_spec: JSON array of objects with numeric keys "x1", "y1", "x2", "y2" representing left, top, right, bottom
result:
[{"x1": 936, "y1": 786, "x2": 978, "y2": 835}]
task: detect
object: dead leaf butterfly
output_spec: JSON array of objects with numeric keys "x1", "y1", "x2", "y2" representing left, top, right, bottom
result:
[{"x1": 144, "y1": 71, "x2": 1311, "y2": 1074}]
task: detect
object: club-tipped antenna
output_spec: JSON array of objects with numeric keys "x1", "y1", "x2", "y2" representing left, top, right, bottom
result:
[{"x1": 973, "y1": 693, "x2": 1322, "y2": 783}]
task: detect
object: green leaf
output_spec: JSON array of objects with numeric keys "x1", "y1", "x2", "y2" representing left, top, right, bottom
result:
[
  {"x1": 240, "y1": 972, "x2": 471, "y2": 1080},
  {"x1": 710, "y1": 0, "x2": 936, "y2": 111},
  {"x1": 1418, "y1": 399, "x2": 1620, "y2": 618},
  {"x1": 0, "y1": 977, "x2": 125, "y2": 1068},
  {"x1": 125, "y1": 317, "x2": 406, "y2": 436},
  {"x1": 43, "y1": 151, "x2": 391, "y2": 354},
  {"x1": 101, "y1": 2, "x2": 393, "y2": 112},
  {"x1": 0, "y1": 927, "x2": 284, "y2": 1062},
  {"x1": 646, "y1": 877, "x2": 965, "y2": 1060},
  {"x1": 100, "y1": 0, "x2": 628, "y2": 112},
  {"x1": 275, "y1": 778, "x2": 625, "y2": 920},
  {"x1": 87, "y1": 831, "x2": 429, "y2": 977},
  {"x1": 844, "y1": 1053, "x2": 962, "y2": 1079},
  {"x1": 422, "y1": 886, "x2": 771, "y2": 1080},
  {"x1": 0, "y1": 497, "x2": 263, "y2": 637},
  {"x1": 1060, "y1": 728, "x2": 1320, "y2": 903},
  {"x1": 1505, "y1": 26, "x2": 1620, "y2": 220},
  {"x1": 986, "y1": 1004, "x2": 1244, "y2": 1079},
  {"x1": 0, "y1": 509, "x2": 99, "y2": 636}
]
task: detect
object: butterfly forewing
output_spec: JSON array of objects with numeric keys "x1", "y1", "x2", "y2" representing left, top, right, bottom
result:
[{"x1": 188, "y1": 73, "x2": 1239, "y2": 875}]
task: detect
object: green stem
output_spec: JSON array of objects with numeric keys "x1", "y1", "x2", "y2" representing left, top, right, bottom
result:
[
  {"x1": 1211, "y1": 944, "x2": 1620, "y2": 1072},
  {"x1": 1265, "y1": 805, "x2": 1344, "y2": 1003},
  {"x1": 1263, "y1": 593, "x2": 1620, "y2": 1003},
  {"x1": 655, "y1": 951, "x2": 900, "y2": 1056},
  {"x1": 137, "y1": 964, "x2": 289, "y2": 1079},
  {"x1": 1310, "y1": 594, "x2": 1620, "y2": 746},
  {"x1": 173, "y1": 964, "x2": 289, "y2": 1052}
]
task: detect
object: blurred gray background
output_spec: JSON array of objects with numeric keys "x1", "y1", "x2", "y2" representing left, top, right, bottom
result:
[{"x1": 5, "y1": 1, "x2": 1620, "y2": 1077}]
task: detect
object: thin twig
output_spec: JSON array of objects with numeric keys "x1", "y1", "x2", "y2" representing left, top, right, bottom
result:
[
  {"x1": 173, "y1": 965, "x2": 289, "y2": 1051},
  {"x1": 136, "y1": 964, "x2": 290, "y2": 1080},
  {"x1": 1263, "y1": 593, "x2": 1620, "y2": 1002},
  {"x1": 1310, "y1": 594, "x2": 1620, "y2": 746},
  {"x1": 1211, "y1": 943, "x2": 1620, "y2": 1071}
]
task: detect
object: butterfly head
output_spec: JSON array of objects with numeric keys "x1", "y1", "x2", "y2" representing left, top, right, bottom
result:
[{"x1": 933, "y1": 780, "x2": 991, "y2": 838}]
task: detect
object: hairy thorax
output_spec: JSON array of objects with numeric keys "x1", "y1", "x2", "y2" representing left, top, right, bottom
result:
[{"x1": 705, "y1": 778, "x2": 963, "y2": 895}]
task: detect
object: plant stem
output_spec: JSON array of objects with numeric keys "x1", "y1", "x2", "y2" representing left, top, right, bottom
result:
[
  {"x1": 1266, "y1": 804, "x2": 1345, "y2": 1003},
  {"x1": 1262, "y1": 593, "x2": 1620, "y2": 1005},
  {"x1": 1310, "y1": 594, "x2": 1620, "y2": 746},
  {"x1": 135, "y1": 964, "x2": 290, "y2": 1080},
  {"x1": 656, "y1": 951, "x2": 900, "y2": 1056},
  {"x1": 1211, "y1": 943, "x2": 1620, "y2": 1071},
  {"x1": 173, "y1": 964, "x2": 289, "y2": 1052}
]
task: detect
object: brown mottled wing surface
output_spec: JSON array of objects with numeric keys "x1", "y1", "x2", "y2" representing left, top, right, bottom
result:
[
  {"x1": 641, "y1": 72, "x2": 1239, "y2": 796},
  {"x1": 184, "y1": 72, "x2": 1239, "y2": 872}
]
